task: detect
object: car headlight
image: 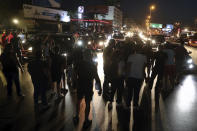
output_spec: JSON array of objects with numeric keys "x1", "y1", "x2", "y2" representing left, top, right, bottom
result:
[
  {"x1": 99, "y1": 41, "x2": 104, "y2": 46},
  {"x1": 189, "y1": 64, "x2": 194, "y2": 69},
  {"x1": 77, "y1": 40, "x2": 83, "y2": 46},
  {"x1": 88, "y1": 41, "x2": 91, "y2": 45},
  {"x1": 187, "y1": 58, "x2": 193, "y2": 64},
  {"x1": 22, "y1": 40, "x2": 26, "y2": 44},
  {"x1": 28, "y1": 47, "x2": 33, "y2": 51},
  {"x1": 152, "y1": 40, "x2": 156, "y2": 44},
  {"x1": 93, "y1": 57, "x2": 98, "y2": 63},
  {"x1": 63, "y1": 53, "x2": 67, "y2": 57}
]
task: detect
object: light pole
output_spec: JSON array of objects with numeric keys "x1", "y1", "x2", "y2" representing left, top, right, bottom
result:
[
  {"x1": 147, "y1": 5, "x2": 155, "y2": 34},
  {"x1": 150, "y1": 5, "x2": 155, "y2": 18}
]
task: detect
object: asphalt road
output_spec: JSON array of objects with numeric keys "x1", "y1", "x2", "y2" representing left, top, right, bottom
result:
[{"x1": 0, "y1": 51, "x2": 197, "y2": 131}]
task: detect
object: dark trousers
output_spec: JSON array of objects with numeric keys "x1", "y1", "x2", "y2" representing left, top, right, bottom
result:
[
  {"x1": 110, "y1": 78, "x2": 124, "y2": 102},
  {"x1": 103, "y1": 75, "x2": 111, "y2": 94},
  {"x1": 4, "y1": 72, "x2": 21, "y2": 96},
  {"x1": 32, "y1": 80, "x2": 47, "y2": 105},
  {"x1": 126, "y1": 77, "x2": 143, "y2": 107},
  {"x1": 149, "y1": 67, "x2": 163, "y2": 90}
]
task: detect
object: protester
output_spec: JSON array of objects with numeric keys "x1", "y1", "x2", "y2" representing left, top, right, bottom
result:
[
  {"x1": 163, "y1": 42, "x2": 176, "y2": 88},
  {"x1": 175, "y1": 42, "x2": 189, "y2": 83},
  {"x1": 108, "y1": 42, "x2": 126, "y2": 110},
  {"x1": 73, "y1": 49, "x2": 101, "y2": 129},
  {"x1": 102, "y1": 39, "x2": 115, "y2": 100},
  {"x1": 10, "y1": 32, "x2": 23, "y2": 64},
  {"x1": 0, "y1": 44, "x2": 24, "y2": 97},
  {"x1": 149, "y1": 45, "x2": 167, "y2": 90},
  {"x1": 126, "y1": 44, "x2": 147, "y2": 109},
  {"x1": 51, "y1": 46, "x2": 67, "y2": 98},
  {"x1": 28, "y1": 49, "x2": 50, "y2": 107}
]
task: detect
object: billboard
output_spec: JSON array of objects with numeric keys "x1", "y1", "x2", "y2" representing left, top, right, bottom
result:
[
  {"x1": 150, "y1": 23, "x2": 163, "y2": 29},
  {"x1": 86, "y1": 6, "x2": 108, "y2": 14},
  {"x1": 23, "y1": 4, "x2": 70, "y2": 22},
  {"x1": 33, "y1": 0, "x2": 61, "y2": 8}
]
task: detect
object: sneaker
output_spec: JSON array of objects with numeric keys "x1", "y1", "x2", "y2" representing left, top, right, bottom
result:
[
  {"x1": 61, "y1": 89, "x2": 68, "y2": 94},
  {"x1": 108, "y1": 102, "x2": 113, "y2": 110},
  {"x1": 73, "y1": 116, "x2": 79, "y2": 125},
  {"x1": 83, "y1": 120, "x2": 92, "y2": 129},
  {"x1": 58, "y1": 94, "x2": 64, "y2": 99},
  {"x1": 18, "y1": 94, "x2": 25, "y2": 97},
  {"x1": 41, "y1": 103, "x2": 51, "y2": 109}
]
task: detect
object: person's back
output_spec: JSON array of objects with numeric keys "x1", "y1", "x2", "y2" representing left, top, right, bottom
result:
[
  {"x1": 51, "y1": 54, "x2": 64, "y2": 73},
  {"x1": 28, "y1": 58, "x2": 48, "y2": 82},
  {"x1": 163, "y1": 48, "x2": 175, "y2": 65},
  {"x1": 127, "y1": 53, "x2": 147, "y2": 79},
  {"x1": 154, "y1": 50, "x2": 167, "y2": 70},
  {"x1": 1, "y1": 49, "x2": 18, "y2": 73},
  {"x1": 77, "y1": 60, "x2": 97, "y2": 85},
  {"x1": 175, "y1": 45, "x2": 188, "y2": 61},
  {"x1": 103, "y1": 44, "x2": 114, "y2": 75}
]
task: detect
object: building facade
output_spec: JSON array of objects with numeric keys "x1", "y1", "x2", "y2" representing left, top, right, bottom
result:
[{"x1": 97, "y1": 6, "x2": 123, "y2": 30}]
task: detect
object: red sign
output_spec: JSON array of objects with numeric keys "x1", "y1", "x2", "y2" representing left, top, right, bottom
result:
[{"x1": 86, "y1": 6, "x2": 108, "y2": 14}]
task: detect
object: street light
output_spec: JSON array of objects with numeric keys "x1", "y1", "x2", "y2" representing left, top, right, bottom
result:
[
  {"x1": 150, "y1": 5, "x2": 155, "y2": 11},
  {"x1": 150, "y1": 5, "x2": 156, "y2": 18},
  {"x1": 13, "y1": 19, "x2": 19, "y2": 24}
]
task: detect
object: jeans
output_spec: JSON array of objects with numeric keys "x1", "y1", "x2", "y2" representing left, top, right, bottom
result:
[
  {"x1": 32, "y1": 80, "x2": 47, "y2": 105},
  {"x1": 4, "y1": 72, "x2": 21, "y2": 96},
  {"x1": 149, "y1": 67, "x2": 164, "y2": 90},
  {"x1": 126, "y1": 77, "x2": 143, "y2": 107},
  {"x1": 110, "y1": 77, "x2": 124, "y2": 103},
  {"x1": 103, "y1": 75, "x2": 111, "y2": 95}
]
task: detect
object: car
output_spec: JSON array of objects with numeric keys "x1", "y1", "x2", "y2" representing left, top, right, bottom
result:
[
  {"x1": 188, "y1": 33, "x2": 197, "y2": 47},
  {"x1": 21, "y1": 33, "x2": 75, "y2": 61},
  {"x1": 113, "y1": 33, "x2": 125, "y2": 41},
  {"x1": 150, "y1": 35, "x2": 165, "y2": 45}
]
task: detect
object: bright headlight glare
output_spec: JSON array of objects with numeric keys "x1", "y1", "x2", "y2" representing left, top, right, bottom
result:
[
  {"x1": 187, "y1": 59, "x2": 192, "y2": 64},
  {"x1": 22, "y1": 40, "x2": 26, "y2": 44},
  {"x1": 152, "y1": 40, "x2": 156, "y2": 44},
  {"x1": 99, "y1": 41, "x2": 103, "y2": 46},
  {"x1": 77, "y1": 41, "x2": 83, "y2": 46},
  {"x1": 189, "y1": 64, "x2": 194, "y2": 69},
  {"x1": 28, "y1": 47, "x2": 32, "y2": 51},
  {"x1": 63, "y1": 53, "x2": 67, "y2": 57},
  {"x1": 88, "y1": 41, "x2": 91, "y2": 45},
  {"x1": 93, "y1": 58, "x2": 98, "y2": 62}
]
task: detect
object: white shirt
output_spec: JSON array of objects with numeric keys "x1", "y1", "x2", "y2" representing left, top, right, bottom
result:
[{"x1": 127, "y1": 53, "x2": 147, "y2": 79}]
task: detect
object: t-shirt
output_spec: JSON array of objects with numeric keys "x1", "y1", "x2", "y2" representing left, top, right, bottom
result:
[
  {"x1": 51, "y1": 54, "x2": 66, "y2": 75},
  {"x1": 0, "y1": 53, "x2": 18, "y2": 73},
  {"x1": 175, "y1": 46, "x2": 188, "y2": 61},
  {"x1": 127, "y1": 53, "x2": 147, "y2": 79},
  {"x1": 163, "y1": 49, "x2": 175, "y2": 65},
  {"x1": 76, "y1": 60, "x2": 99, "y2": 87},
  {"x1": 153, "y1": 51, "x2": 167, "y2": 70},
  {"x1": 103, "y1": 46, "x2": 113, "y2": 73},
  {"x1": 28, "y1": 59, "x2": 48, "y2": 82}
]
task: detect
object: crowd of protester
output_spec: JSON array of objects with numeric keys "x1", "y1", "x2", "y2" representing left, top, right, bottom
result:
[{"x1": 0, "y1": 31, "x2": 190, "y2": 129}]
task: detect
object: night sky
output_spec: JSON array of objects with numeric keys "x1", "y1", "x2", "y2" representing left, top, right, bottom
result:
[
  {"x1": 0, "y1": 0, "x2": 197, "y2": 26},
  {"x1": 121, "y1": 0, "x2": 197, "y2": 26},
  {"x1": 61, "y1": 0, "x2": 197, "y2": 26}
]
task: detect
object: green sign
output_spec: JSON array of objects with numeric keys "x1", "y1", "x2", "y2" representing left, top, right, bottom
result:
[{"x1": 150, "y1": 23, "x2": 163, "y2": 28}]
